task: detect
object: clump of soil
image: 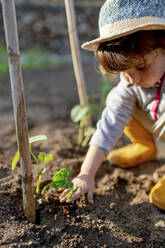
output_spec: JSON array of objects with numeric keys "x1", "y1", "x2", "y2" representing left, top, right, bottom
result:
[{"x1": 1, "y1": 64, "x2": 165, "y2": 247}]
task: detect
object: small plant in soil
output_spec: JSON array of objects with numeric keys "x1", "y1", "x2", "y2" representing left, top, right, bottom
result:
[
  {"x1": 71, "y1": 104, "x2": 95, "y2": 147},
  {"x1": 32, "y1": 151, "x2": 53, "y2": 195},
  {"x1": 11, "y1": 135, "x2": 76, "y2": 200},
  {"x1": 41, "y1": 168, "x2": 75, "y2": 195}
]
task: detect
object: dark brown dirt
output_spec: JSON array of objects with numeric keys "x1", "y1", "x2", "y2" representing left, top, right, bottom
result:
[{"x1": 1, "y1": 62, "x2": 165, "y2": 248}]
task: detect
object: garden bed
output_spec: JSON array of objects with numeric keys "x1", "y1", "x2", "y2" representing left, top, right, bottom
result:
[{"x1": 0, "y1": 63, "x2": 165, "y2": 247}]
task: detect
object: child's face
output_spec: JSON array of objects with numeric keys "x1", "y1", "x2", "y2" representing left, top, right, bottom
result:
[{"x1": 121, "y1": 49, "x2": 165, "y2": 88}]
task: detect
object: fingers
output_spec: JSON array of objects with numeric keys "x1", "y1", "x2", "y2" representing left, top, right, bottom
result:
[
  {"x1": 87, "y1": 190, "x2": 94, "y2": 204},
  {"x1": 59, "y1": 187, "x2": 94, "y2": 204},
  {"x1": 58, "y1": 188, "x2": 64, "y2": 192},
  {"x1": 59, "y1": 187, "x2": 82, "y2": 203},
  {"x1": 59, "y1": 189, "x2": 71, "y2": 203},
  {"x1": 58, "y1": 175, "x2": 95, "y2": 203},
  {"x1": 65, "y1": 188, "x2": 82, "y2": 203}
]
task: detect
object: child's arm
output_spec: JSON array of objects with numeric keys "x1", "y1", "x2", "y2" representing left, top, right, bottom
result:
[
  {"x1": 59, "y1": 145, "x2": 106, "y2": 204},
  {"x1": 59, "y1": 79, "x2": 136, "y2": 203}
]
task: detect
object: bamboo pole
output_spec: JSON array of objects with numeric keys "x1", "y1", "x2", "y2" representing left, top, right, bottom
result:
[
  {"x1": 64, "y1": 0, "x2": 91, "y2": 125},
  {"x1": 1, "y1": 0, "x2": 36, "y2": 223}
]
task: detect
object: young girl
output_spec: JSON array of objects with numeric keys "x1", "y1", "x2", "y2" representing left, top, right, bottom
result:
[{"x1": 59, "y1": 0, "x2": 165, "y2": 210}]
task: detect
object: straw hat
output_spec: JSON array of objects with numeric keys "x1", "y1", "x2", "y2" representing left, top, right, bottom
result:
[{"x1": 82, "y1": 0, "x2": 165, "y2": 51}]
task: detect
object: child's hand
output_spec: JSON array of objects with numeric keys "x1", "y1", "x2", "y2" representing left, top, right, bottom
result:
[{"x1": 59, "y1": 173, "x2": 95, "y2": 204}]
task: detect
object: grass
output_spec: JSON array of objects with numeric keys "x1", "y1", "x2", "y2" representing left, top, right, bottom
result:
[{"x1": 0, "y1": 45, "x2": 72, "y2": 76}]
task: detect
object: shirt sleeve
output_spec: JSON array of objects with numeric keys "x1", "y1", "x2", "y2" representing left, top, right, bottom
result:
[{"x1": 89, "y1": 78, "x2": 137, "y2": 155}]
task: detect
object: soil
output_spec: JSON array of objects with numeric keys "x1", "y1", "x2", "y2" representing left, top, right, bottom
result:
[{"x1": 1, "y1": 62, "x2": 165, "y2": 248}]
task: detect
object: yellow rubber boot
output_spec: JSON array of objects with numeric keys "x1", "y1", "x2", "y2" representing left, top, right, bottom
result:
[
  {"x1": 107, "y1": 118, "x2": 157, "y2": 168},
  {"x1": 149, "y1": 177, "x2": 165, "y2": 211}
]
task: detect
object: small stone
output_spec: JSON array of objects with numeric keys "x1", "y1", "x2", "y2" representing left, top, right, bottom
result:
[
  {"x1": 91, "y1": 219, "x2": 96, "y2": 224},
  {"x1": 38, "y1": 198, "x2": 42, "y2": 204},
  {"x1": 154, "y1": 220, "x2": 165, "y2": 227},
  {"x1": 110, "y1": 202, "x2": 116, "y2": 209}
]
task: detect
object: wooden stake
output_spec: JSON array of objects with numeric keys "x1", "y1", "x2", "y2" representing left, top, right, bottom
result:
[
  {"x1": 1, "y1": 0, "x2": 36, "y2": 223},
  {"x1": 64, "y1": 0, "x2": 91, "y2": 125}
]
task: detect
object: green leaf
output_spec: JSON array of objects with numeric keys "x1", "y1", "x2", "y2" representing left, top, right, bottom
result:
[
  {"x1": 11, "y1": 150, "x2": 19, "y2": 170},
  {"x1": 51, "y1": 168, "x2": 73, "y2": 190},
  {"x1": 11, "y1": 135, "x2": 47, "y2": 170},
  {"x1": 71, "y1": 105, "x2": 90, "y2": 123},
  {"x1": 63, "y1": 181, "x2": 74, "y2": 188},
  {"x1": 51, "y1": 181, "x2": 63, "y2": 189},
  {"x1": 40, "y1": 167, "x2": 46, "y2": 175},
  {"x1": 38, "y1": 152, "x2": 53, "y2": 163},
  {"x1": 52, "y1": 181, "x2": 73, "y2": 190},
  {"x1": 53, "y1": 168, "x2": 71, "y2": 182},
  {"x1": 29, "y1": 135, "x2": 47, "y2": 144}
]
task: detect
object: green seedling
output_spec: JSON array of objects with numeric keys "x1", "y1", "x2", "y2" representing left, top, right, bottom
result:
[
  {"x1": 12, "y1": 135, "x2": 54, "y2": 194},
  {"x1": 34, "y1": 152, "x2": 53, "y2": 195},
  {"x1": 71, "y1": 104, "x2": 95, "y2": 147},
  {"x1": 41, "y1": 168, "x2": 78, "y2": 201},
  {"x1": 12, "y1": 135, "x2": 77, "y2": 199},
  {"x1": 12, "y1": 135, "x2": 47, "y2": 170},
  {"x1": 41, "y1": 168, "x2": 77, "y2": 197}
]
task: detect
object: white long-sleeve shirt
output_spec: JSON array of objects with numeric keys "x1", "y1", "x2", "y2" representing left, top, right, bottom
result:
[{"x1": 90, "y1": 74, "x2": 165, "y2": 154}]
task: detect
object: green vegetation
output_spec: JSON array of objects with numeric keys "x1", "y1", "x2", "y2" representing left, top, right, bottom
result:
[
  {"x1": 12, "y1": 135, "x2": 52, "y2": 195},
  {"x1": 41, "y1": 168, "x2": 74, "y2": 195},
  {"x1": 0, "y1": 45, "x2": 8, "y2": 75},
  {"x1": 0, "y1": 45, "x2": 72, "y2": 76},
  {"x1": 71, "y1": 104, "x2": 95, "y2": 147},
  {"x1": 34, "y1": 151, "x2": 53, "y2": 195},
  {"x1": 12, "y1": 135, "x2": 76, "y2": 199},
  {"x1": 71, "y1": 76, "x2": 114, "y2": 147}
]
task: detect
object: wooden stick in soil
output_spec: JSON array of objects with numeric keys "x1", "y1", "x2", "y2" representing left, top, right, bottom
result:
[
  {"x1": 64, "y1": 0, "x2": 91, "y2": 126},
  {"x1": 1, "y1": 0, "x2": 36, "y2": 223}
]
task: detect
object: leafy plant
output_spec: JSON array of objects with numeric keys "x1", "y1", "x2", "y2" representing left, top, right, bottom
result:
[
  {"x1": 12, "y1": 135, "x2": 76, "y2": 199},
  {"x1": 41, "y1": 168, "x2": 73, "y2": 194},
  {"x1": 12, "y1": 135, "x2": 47, "y2": 170},
  {"x1": 12, "y1": 135, "x2": 53, "y2": 194},
  {"x1": 41, "y1": 168, "x2": 79, "y2": 201},
  {"x1": 34, "y1": 152, "x2": 53, "y2": 195},
  {"x1": 71, "y1": 104, "x2": 95, "y2": 147}
]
